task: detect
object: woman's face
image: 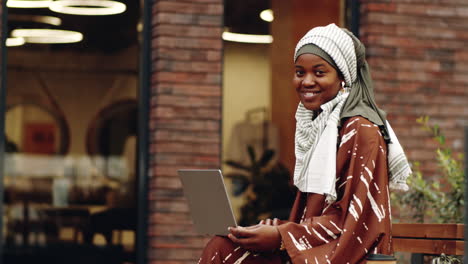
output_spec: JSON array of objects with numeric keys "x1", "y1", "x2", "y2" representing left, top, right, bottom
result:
[{"x1": 293, "y1": 53, "x2": 342, "y2": 111}]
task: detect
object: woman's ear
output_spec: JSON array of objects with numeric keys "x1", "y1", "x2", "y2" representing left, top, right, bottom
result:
[{"x1": 339, "y1": 74, "x2": 345, "y2": 82}]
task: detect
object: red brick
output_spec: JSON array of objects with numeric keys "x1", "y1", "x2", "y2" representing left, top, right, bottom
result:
[
  {"x1": 361, "y1": 24, "x2": 396, "y2": 35},
  {"x1": 397, "y1": 4, "x2": 457, "y2": 17},
  {"x1": 153, "y1": 48, "x2": 190, "y2": 61},
  {"x1": 455, "y1": 30, "x2": 468, "y2": 41},
  {"x1": 153, "y1": 12, "x2": 197, "y2": 25},
  {"x1": 153, "y1": 48, "x2": 223, "y2": 62},
  {"x1": 154, "y1": 83, "x2": 221, "y2": 96},
  {"x1": 153, "y1": 36, "x2": 222, "y2": 50},
  {"x1": 154, "y1": 60, "x2": 222, "y2": 73},
  {"x1": 154, "y1": 2, "x2": 222, "y2": 15},
  {"x1": 454, "y1": 74, "x2": 468, "y2": 84},
  {"x1": 154, "y1": 106, "x2": 221, "y2": 119},
  {"x1": 154, "y1": 25, "x2": 223, "y2": 38},
  {"x1": 150, "y1": 165, "x2": 181, "y2": 177},
  {"x1": 395, "y1": 25, "x2": 456, "y2": 40},
  {"x1": 364, "y1": 3, "x2": 397, "y2": 12},
  {"x1": 152, "y1": 176, "x2": 183, "y2": 189},
  {"x1": 150, "y1": 119, "x2": 220, "y2": 132},
  {"x1": 149, "y1": 212, "x2": 192, "y2": 225},
  {"x1": 149, "y1": 188, "x2": 186, "y2": 201},
  {"x1": 154, "y1": 154, "x2": 220, "y2": 166},
  {"x1": 152, "y1": 142, "x2": 219, "y2": 155},
  {"x1": 439, "y1": 83, "x2": 468, "y2": 95},
  {"x1": 395, "y1": 47, "x2": 426, "y2": 59},
  {"x1": 368, "y1": 58, "x2": 441, "y2": 71},
  {"x1": 153, "y1": 72, "x2": 222, "y2": 84},
  {"x1": 153, "y1": 130, "x2": 220, "y2": 144},
  {"x1": 366, "y1": 46, "x2": 397, "y2": 57},
  {"x1": 197, "y1": 15, "x2": 223, "y2": 26},
  {"x1": 152, "y1": 200, "x2": 190, "y2": 213},
  {"x1": 153, "y1": 94, "x2": 221, "y2": 108},
  {"x1": 153, "y1": 12, "x2": 223, "y2": 27},
  {"x1": 368, "y1": 35, "x2": 465, "y2": 49},
  {"x1": 457, "y1": 7, "x2": 468, "y2": 17},
  {"x1": 206, "y1": 51, "x2": 222, "y2": 61},
  {"x1": 365, "y1": 12, "x2": 449, "y2": 27}
]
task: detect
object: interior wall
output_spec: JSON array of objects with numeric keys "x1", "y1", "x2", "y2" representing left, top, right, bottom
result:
[
  {"x1": 222, "y1": 41, "x2": 271, "y2": 218},
  {"x1": 222, "y1": 41, "x2": 271, "y2": 161}
]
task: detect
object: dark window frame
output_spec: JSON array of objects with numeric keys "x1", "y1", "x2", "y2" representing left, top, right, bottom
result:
[
  {"x1": 0, "y1": 1, "x2": 152, "y2": 263},
  {"x1": 345, "y1": 0, "x2": 360, "y2": 38}
]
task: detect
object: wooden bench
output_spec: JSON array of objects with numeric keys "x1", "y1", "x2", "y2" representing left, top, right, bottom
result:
[{"x1": 392, "y1": 223, "x2": 464, "y2": 255}]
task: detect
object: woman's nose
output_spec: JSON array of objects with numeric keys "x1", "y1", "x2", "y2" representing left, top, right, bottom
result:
[{"x1": 302, "y1": 74, "x2": 315, "y2": 87}]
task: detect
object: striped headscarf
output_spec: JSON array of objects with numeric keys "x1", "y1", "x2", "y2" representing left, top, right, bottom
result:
[{"x1": 293, "y1": 24, "x2": 411, "y2": 201}]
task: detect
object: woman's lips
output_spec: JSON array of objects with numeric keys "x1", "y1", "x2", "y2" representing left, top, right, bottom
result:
[{"x1": 302, "y1": 91, "x2": 320, "y2": 100}]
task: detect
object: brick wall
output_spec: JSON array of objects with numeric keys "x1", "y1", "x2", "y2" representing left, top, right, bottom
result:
[
  {"x1": 360, "y1": 0, "x2": 468, "y2": 176},
  {"x1": 149, "y1": 0, "x2": 223, "y2": 263}
]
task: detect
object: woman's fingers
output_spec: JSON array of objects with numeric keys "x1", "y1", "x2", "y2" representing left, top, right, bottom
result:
[
  {"x1": 229, "y1": 226, "x2": 252, "y2": 238},
  {"x1": 273, "y1": 218, "x2": 279, "y2": 226},
  {"x1": 259, "y1": 219, "x2": 265, "y2": 225},
  {"x1": 265, "y1": 218, "x2": 272, "y2": 225},
  {"x1": 227, "y1": 233, "x2": 241, "y2": 244},
  {"x1": 244, "y1": 224, "x2": 260, "y2": 230},
  {"x1": 227, "y1": 233, "x2": 254, "y2": 249}
]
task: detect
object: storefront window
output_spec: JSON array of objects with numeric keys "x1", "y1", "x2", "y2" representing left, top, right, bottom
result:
[{"x1": 2, "y1": 3, "x2": 141, "y2": 264}]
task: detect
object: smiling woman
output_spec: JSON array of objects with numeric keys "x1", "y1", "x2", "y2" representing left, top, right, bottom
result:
[{"x1": 199, "y1": 23, "x2": 412, "y2": 264}]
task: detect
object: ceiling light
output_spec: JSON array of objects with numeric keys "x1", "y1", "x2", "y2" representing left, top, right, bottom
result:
[
  {"x1": 11, "y1": 29, "x2": 83, "y2": 44},
  {"x1": 9, "y1": 14, "x2": 62, "y2": 26},
  {"x1": 137, "y1": 21, "x2": 143, "y2": 33},
  {"x1": 49, "y1": 0, "x2": 126, "y2": 16},
  {"x1": 260, "y1": 9, "x2": 274, "y2": 22},
  {"x1": 6, "y1": 37, "x2": 25, "y2": 47},
  {"x1": 7, "y1": 0, "x2": 52, "y2": 8},
  {"x1": 222, "y1": 31, "x2": 273, "y2": 44}
]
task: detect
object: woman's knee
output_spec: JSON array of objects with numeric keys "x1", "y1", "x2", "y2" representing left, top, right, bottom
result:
[{"x1": 205, "y1": 235, "x2": 236, "y2": 250}]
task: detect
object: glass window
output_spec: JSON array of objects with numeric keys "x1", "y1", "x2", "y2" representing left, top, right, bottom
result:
[{"x1": 3, "y1": 3, "x2": 141, "y2": 264}]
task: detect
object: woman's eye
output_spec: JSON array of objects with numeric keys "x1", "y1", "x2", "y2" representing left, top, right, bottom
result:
[
  {"x1": 315, "y1": 70, "x2": 325, "y2": 76},
  {"x1": 295, "y1": 70, "x2": 305, "y2": 76}
]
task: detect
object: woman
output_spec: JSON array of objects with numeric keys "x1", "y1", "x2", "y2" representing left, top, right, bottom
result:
[{"x1": 199, "y1": 23, "x2": 411, "y2": 264}]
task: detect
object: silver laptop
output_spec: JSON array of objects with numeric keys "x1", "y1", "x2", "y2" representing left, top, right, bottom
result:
[{"x1": 178, "y1": 169, "x2": 237, "y2": 236}]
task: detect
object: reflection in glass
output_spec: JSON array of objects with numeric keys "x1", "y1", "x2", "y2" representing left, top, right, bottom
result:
[
  {"x1": 3, "y1": 105, "x2": 137, "y2": 263},
  {"x1": 3, "y1": 1, "x2": 140, "y2": 262}
]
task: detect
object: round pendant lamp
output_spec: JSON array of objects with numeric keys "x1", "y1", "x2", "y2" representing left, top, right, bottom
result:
[
  {"x1": 6, "y1": 37, "x2": 26, "y2": 47},
  {"x1": 260, "y1": 9, "x2": 274, "y2": 22},
  {"x1": 7, "y1": 0, "x2": 52, "y2": 8},
  {"x1": 49, "y1": 0, "x2": 126, "y2": 16},
  {"x1": 10, "y1": 14, "x2": 62, "y2": 26},
  {"x1": 11, "y1": 29, "x2": 83, "y2": 44},
  {"x1": 222, "y1": 31, "x2": 273, "y2": 44}
]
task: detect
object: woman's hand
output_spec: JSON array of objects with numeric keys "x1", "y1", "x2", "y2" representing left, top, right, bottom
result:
[
  {"x1": 258, "y1": 218, "x2": 283, "y2": 226},
  {"x1": 227, "y1": 225, "x2": 281, "y2": 252}
]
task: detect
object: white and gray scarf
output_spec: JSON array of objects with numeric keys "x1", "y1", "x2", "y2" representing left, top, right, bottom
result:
[{"x1": 294, "y1": 92, "x2": 349, "y2": 203}]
